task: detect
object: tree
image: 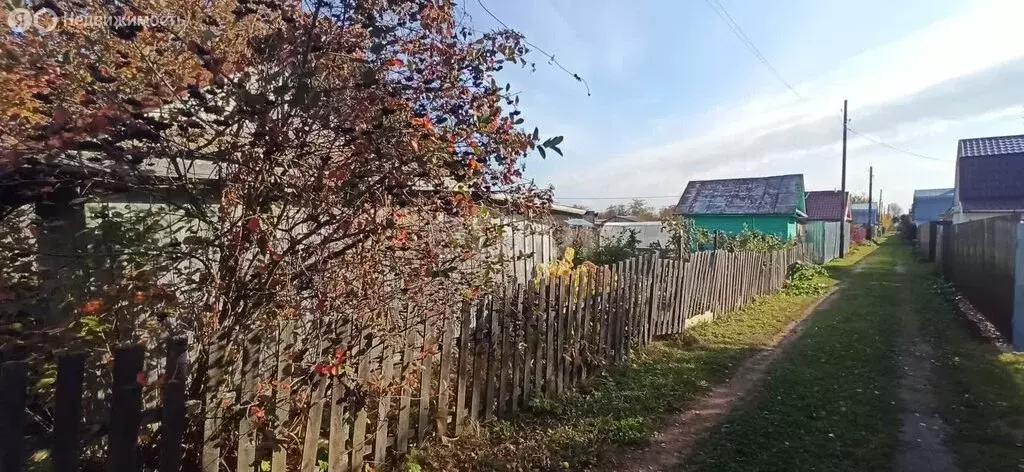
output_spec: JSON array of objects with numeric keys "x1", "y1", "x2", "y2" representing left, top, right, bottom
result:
[
  {"x1": 657, "y1": 205, "x2": 677, "y2": 219},
  {"x1": 2, "y1": 0, "x2": 559, "y2": 465},
  {"x1": 850, "y1": 193, "x2": 870, "y2": 203},
  {"x1": 603, "y1": 203, "x2": 628, "y2": 216},
  {"x1": 602, "y1": 198, "x2": 657, "y2": 220},
  {"x1": 887, "y1": 202, "x2": 904, "y2": 217}
]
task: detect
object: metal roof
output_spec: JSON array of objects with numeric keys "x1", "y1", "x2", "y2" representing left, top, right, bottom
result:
[
  {"x1": 958, "y1": 134, "x2": 1024, "y2": 158},
  {"x1": 674, "y1": 174, "x2": 805, "y2": 216},
  {"x1": 804, "y1": 190, "x2": 849, "y2": 221},
  {"x1": 955, "y1": 135, "x2": 1024, "y2": 212}
]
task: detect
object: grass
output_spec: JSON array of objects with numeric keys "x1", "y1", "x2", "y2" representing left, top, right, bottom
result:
[
  {"x1": 683, "y1": 239, "x2": 904, "y2": 472},
  {"x1": 916, "y1": 267, "x2": 1024, "y2": 471},
  {"x1": 407, "y1": 249, "x2": 872, "y2": 472}
]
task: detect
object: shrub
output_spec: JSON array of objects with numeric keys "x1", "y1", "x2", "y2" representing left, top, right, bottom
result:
[{"x1": 783, "y1": 261, "x2": 830, "y2": 296}]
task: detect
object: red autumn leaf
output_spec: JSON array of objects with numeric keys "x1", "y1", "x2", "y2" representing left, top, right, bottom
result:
[
  {"x1": 388, "y1": 58, "x2": 404, "y2": 68},
  {"x1": 136, "y1": 371, "x2": 147, "y2": 386},
  {"x1": 246, "y1": 217, "x2": 261, "y2": 232}
]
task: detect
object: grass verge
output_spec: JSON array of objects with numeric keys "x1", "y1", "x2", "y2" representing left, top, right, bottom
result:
[
  {"x1": 406, "y1": 249, "x2": 873, "y2": 471},
  {"x1": 683, "y1": 240, "x2": 903, "y2": 472},
  {"x1": 916, "y1": 266, "x2": 1024, "y2": 471}
]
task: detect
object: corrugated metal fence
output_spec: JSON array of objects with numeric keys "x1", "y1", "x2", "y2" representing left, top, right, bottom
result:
[{"x1": 805, "y1": 221, "x2": 846, "y2": 264}]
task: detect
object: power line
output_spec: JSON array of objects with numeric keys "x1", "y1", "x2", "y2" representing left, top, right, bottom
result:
[
  {"x1": 702, "y1": 0, "x2": 950, "y2": 165},
  {"x1": 847, "y1": 128, "x2": 952, "y2": 162},
  {"x1": 703, "y1": 0, "x2": 803, "y2": 100},
  {"x1": 475, "y1": 0, "x2": 591, "y2": 96}
]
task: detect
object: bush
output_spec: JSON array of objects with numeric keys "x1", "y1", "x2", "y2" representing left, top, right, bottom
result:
[{"x1": 783, "y1": 261, "x2": 830, "y2": 296}]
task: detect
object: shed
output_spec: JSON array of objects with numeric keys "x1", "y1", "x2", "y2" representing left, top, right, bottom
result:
[
  {"x1": 850, "y1": 203, "x2": 878, "y2": 226},
  {"x1": 673, "y1": 174, "x2": 806, "y2": 240},
  {"x1": 803, "y1": 190, "x2": 851, "y2": 263},
  {"x1": 911, "y1": 188, "x2": 954, "y2": 225}
]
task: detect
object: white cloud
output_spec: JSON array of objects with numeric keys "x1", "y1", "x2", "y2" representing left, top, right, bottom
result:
[{"x1": 546, "y1": 0, "x2": 1024, "y2": 210}]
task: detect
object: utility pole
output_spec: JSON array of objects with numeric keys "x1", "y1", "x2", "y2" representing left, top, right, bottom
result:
[
  {"x1": 879, "y1": 189, "x2": 885, "y2": 234},
  {"x1": 840, "y1": 100, "x2": 849, "y2": 256},
  {"x1": 867, "y1": 166, "x2": 874, "y2": 240}
]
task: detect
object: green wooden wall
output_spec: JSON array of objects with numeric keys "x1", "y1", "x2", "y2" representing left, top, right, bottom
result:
[{"x1": 689, "y1": 214, "x2": 798, "y2": 240}]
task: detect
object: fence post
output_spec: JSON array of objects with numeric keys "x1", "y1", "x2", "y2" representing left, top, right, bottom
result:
[
  {"x1": 929, "y1": 221, "x2": 939, "y2": 262},
  {"x1": 1014, "y1": 217, "x2": 1024, "y2": 352}
]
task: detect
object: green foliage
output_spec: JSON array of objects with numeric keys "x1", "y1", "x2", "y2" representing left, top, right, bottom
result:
[
  {"x1": 576, "y1": 229, "x2": 641, "y2": 266},
  {"x1": 783, "y1": 261, "x2": 830, "y2": 296}
]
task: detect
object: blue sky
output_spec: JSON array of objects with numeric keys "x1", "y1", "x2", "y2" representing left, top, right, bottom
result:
[{"x1": 463, "y1": 0, "x2": 1024, "y2": 212}]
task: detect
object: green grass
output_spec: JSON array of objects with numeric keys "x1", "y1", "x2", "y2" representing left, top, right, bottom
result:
[
  {"x1": 916, "y1": 267, "x2": 1024, "y2": 471},
  {"x1": 408, "y1": 251, "x2": 871, "y2": 471},
  {"x1": 684, "y1": 239, "x2": 905, "y2": 472}
]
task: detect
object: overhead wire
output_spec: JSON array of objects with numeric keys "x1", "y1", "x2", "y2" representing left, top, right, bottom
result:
[{"x1": 703, "y1": 0, "x2": 951, "y2": 164}]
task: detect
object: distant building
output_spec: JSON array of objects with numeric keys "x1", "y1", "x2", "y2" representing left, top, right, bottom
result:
[
  {"x1": 911, "y1": 188, "x2": 954, "y2": 225},
  {"x1": 674, "y1": 174, "x2": 806, "y2": 240},
  {"x1": 850, "y1": 202, "x2": 878, "y2": 227},
  {"x1": 804, "y1": 190, "x2": 851, "y2": 223},
  {"x1": 953, "y1": 134, "x2": 1024, "y2": 223}
]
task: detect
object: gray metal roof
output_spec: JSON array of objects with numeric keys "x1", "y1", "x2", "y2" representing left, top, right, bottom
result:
[
  {"x1": 674, "y1": 174, "x2": 805, "y2": 216},
  {"x1": 912, "y1": 188, "x2": 955, "y2": 199},
  {"x1": 958, "y1": 134, "x2": 1024, "y2": 157}
]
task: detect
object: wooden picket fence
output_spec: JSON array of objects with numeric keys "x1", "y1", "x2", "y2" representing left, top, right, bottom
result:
[{"x1": 0, "y1": 245, "x2": 808, "y2": 472}]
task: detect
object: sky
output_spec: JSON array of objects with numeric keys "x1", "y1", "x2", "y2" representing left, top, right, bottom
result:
[{"x1": 462, "y1": 0, "x2": 1024, "y2": 213}]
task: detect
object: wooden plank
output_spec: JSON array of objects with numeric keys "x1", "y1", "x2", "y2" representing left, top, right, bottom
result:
[
  {"x1": 555, "y1": 275, "x2": 568, "y2": 393},
  {"x1": 351, "y1": 340, "x2": 372, "y2": 471},
  {"x1": 499, "y1": 286, "x2": 517, "y2": 415},
  {"x1": 417, "y1": 317, "x2": 436, "y2": 443},
  {"x1": 486, "y1": 292, "x2": 502, "y2": 420},
  {"x1": 510, "y1": 285, "x2": 525, "y2": 413},
  {"x1": 53, "y1": 353, "x2": 85, "y2": 472},
  {"x1": 544, "y1": 277, "x2": 556, "y2": 393},
  {"x1": 299, "y1": 377, "x2": 329, "y2": 472},
  {"x1": 107, "y1": 345, "x2": 145, "y2": 472},
  {"x1": 470, "y1": 298, "x2": 487, "y2": 421},
  {"x1": 237, "y1": 342, "x2": 258, "y2": 472},
  {"x1": 0, "y1": 361, "x2": 28, "y2": 472},
  {"x1": 572, "y1": 271, "x2": 587, "y2": 383},
  {"x1": 612, "y1": 261, "x2": 625, "y2": 363},
  {"x1": 578, "y1": 271, "x2": 593, "y2": 380},
  {"x1": 328, "y1": 376, "x2": 350, "y2": 472},
  {"x1": 202, "y1": 338, "x2": 228, "y2": 472},
  {"x1": 159, "y1": 340, "x2": 188, "y2": 472},
  {"x1": 272, "y1": 321, "x2": 295, "y2": 472},
  {"x1": 522, "y1": 283, "x2": 536, "y2": 403},
  {"x1": 396, "y1": 328, "x2": 416, "y2": 453},
  {"x1": 455, "y1": 302, "x2": 473, "y2": 433},
  {"x1": 676, "y1": 259, "x2": 688, "y2": 330},
  {"x1": 595, "y1": 268, "x2": 609, "y2": 364},
  {"x1": 435, "y1": 315, "x2": 456, "y2": 437},
  {"x1": 373, "y1": 342, "x2": 394, "y2": 464}
]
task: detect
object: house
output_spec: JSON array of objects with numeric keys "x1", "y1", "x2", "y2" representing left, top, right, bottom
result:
[
  {"x1": 674, "y1": 174, "x2": 806, "y2": 240},
  {"x1": 599, "y1": 221, "x2": 671, "y2": 248},
  {"x1": 953, "y1": 134, "x2": 1024, "y2": 223},
  {"x1": 804, "y1": 190, "x2": 852, "y2": 222},
  {"x1": 911, "y1": 188, "x2": 955, "y2": 225},
  {"x1": 850, "y1": 203, "x2": 878, "y2": 227},
  {"x1": 803, "y1": 190, "x2": 851, "y2": 263}
]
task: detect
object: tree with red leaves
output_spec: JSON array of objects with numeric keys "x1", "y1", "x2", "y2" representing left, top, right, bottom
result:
[{"x1": 1, "y1": 0, "x2": 562, "y2": 466}]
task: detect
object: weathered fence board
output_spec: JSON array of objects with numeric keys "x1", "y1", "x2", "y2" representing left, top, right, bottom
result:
[{"x1": 2, "y1": 244, "x2": 808, "y2": 472}]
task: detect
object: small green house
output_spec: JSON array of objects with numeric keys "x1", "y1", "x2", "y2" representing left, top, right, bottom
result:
[{"x1": 674, "y1": 174, "x2": 806, "y2": 240}]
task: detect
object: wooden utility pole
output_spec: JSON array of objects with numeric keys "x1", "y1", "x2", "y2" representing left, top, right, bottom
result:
[
  {"x1": 879, "y1": 189, "x2": 885, "y2": 234},
  {"x1": 867, "y1": 166, "x2": 874, "y2": 240},
  {"x1": 840, "y1": 100, "x2": 849, "y2": 256}
]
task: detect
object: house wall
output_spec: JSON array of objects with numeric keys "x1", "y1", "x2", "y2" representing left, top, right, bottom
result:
[
  {"x1": 687, "y1": 214, "x2": 797, "y2": 240},
  {"x1": 599, "y1": 221, "x2": 670, "y2": 248}
]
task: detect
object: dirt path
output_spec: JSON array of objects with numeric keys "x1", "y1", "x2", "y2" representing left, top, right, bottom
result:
[
  {"x1": 893, "y1": 263, "x2": 961, "y2": 472},
  {"x1": 615, "y1": 287, "x2": 841, "y2": 472}
]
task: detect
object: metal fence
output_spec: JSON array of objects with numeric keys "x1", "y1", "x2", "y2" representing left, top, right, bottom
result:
[
  {"x1": 933, "y1": 215, "x2": 1022, "y2": 346},
  {"x1": 805, "y1": 221, "x2": 846, "y2": 264}
]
